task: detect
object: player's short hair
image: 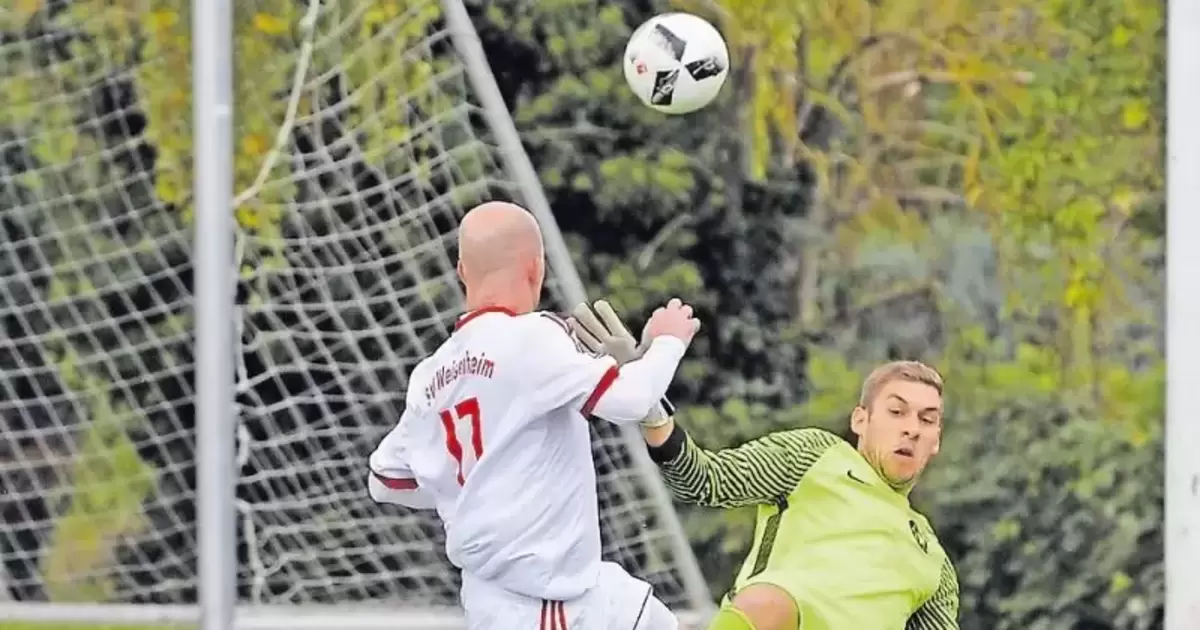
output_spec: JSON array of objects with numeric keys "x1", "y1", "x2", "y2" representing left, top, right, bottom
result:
[{"x1": 857, "y1": 360, "x2": 943, "y2": 408}]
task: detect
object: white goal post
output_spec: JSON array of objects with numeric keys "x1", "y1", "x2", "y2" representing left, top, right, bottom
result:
[
  {"x1": 0, "y1": 0, "x2": 713, "y2": 627},
  {"x1": 1165, "y1": 0, "x2": 1200, "y2": 627}
]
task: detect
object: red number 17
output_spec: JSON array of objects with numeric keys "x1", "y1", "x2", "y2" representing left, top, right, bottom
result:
[{"x1": 440, "y1": 397, "x2": 482, "y2": 485}]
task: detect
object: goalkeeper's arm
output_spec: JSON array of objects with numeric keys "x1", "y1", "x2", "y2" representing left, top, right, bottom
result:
[
  {"x1": 906, "y1": 556, "x2": 961, "y2": 630},
  {"x1": 645, "y1": 422, "x2": 842, "y2": 508}
]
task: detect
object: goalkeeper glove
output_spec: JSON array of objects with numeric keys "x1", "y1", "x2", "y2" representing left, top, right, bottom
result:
[
  {"x1": 569, "y1": 300, "x2": 673, "y2": 429},
  {"x1": 570, "y1": 299, "x2": 645, "y2": 364}
]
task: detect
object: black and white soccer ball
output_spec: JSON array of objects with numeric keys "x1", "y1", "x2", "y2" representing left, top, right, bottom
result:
[{"x1": 623, "y1": 13, "x2": 730, "y2": 115}]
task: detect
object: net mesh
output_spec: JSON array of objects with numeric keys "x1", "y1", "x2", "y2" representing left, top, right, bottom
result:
[{"x1": 0, "y1": 0, "x2": 701, "y2": 612}]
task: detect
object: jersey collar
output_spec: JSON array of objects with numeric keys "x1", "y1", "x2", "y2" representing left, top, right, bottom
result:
[{"x1": 455, "y1": 306, "x2": 517, "y2": 330}]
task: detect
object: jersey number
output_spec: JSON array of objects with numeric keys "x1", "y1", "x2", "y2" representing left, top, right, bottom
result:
[{"x1": 439, "y1": 397, "x2": 482, "y2": 485}]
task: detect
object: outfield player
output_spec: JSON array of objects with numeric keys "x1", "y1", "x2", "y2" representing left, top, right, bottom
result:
[
  {"x1": 571, "y1": 301, "x2": 960, "y2": 630},
  {"x1": 367, "y1": 202, "x2": 699, "y2": 630}
]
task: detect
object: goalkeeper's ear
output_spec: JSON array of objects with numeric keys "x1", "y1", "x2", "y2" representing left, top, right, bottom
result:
[{"x1": 849, "y1": 405, "x2": 869, "y2": 440}]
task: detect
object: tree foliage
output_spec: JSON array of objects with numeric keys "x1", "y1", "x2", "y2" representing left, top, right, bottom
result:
[
  {"x1": 477, "y1": 0, "x2": 1164, "y2": 625},
  {"x1": 1, "y1": 0, "x2": 472, "y2": 605},
  {"x1": 0, "y1": 0, "x2": 1165, "y2": 626}
]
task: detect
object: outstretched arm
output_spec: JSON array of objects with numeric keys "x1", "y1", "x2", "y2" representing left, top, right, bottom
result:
[
  {"x1": 531, "y1": 312, "x2": 688, "y2": 425},
  {"x1": 906, "y1": 556, "x2": 960, "y2": 630},
  {"x1": 646, "y1": 425, "x2": 842, "y2": 508},
  {"x1": 584, "y1": 336, "x2": 687, "y2": 425}
]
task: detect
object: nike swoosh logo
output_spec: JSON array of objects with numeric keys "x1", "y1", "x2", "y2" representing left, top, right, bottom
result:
[{"x1": 847, "y1": 470, "x2": 869, "y2": 485}]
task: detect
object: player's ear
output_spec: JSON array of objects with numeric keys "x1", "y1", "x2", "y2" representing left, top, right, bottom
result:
[
  {"x1": 850, "y1": 405, "x2": 868, "y2": 438},
  {"x1": 456, "y1": 259, "x2": 467, "y2": 285},
  {"x1": 525, "y1": 253, "x2": 544, "y2": 286}
]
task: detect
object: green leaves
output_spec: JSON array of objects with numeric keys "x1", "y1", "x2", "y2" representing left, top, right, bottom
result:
[
  {"x1": 918, "y1": 401, "x2": 1163, "y2": 630},
  {"x1": 1, "y1": 0, "x2": 1160, "y2": 621},
  {"x1": 42, "y1": 384, "x2": 155, "y2": 603},
  {"x1": 499, "y1": 0, "x2": 1165, "y2": 619}
]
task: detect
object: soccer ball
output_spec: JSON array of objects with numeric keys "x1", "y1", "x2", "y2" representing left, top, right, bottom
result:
[{"x1": 622, "y1": 13, "x2": 730, "y2": 115}]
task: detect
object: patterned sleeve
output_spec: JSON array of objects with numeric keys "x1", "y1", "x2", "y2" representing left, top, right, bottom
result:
[
  {"x1": 646, "y1": 425, "x2": 842, "y2": 508},
  {"x1": 906, "y1": 556, "x2": 960, "y2": 630}
]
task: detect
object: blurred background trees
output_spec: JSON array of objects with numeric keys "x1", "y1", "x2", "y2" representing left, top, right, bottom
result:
[
  {"x1": 1, "y1": 0, "x2": 1164, "y2": 626},
  {"x1": 479, "y1": 0, "x2": 1164, "y2": 626}
]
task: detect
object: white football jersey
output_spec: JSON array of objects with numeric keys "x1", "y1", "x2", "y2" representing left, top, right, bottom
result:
[{"x1": 369, "y1": 306, "x2": 685, "y2": 602}]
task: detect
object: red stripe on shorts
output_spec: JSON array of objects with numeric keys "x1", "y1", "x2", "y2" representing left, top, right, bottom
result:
[{"x1": 538, "y1": 600, "x2": 567, "y2": 630}]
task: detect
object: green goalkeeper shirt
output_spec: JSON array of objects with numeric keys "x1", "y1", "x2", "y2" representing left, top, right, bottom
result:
[{"x1": 648, "y1": 426, "x2": 959, "y2": 630}]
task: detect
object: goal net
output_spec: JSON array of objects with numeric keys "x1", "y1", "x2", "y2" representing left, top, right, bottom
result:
[{"x1": 0, "y1": 0, "x2": 709, "y2": 624}]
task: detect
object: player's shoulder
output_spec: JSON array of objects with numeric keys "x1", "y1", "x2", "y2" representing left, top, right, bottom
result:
[
  {"x1": 526, "y1": 310, "x2": 578, "y2": 342},
  {"x1": 909, "y1": 509, "x2": 942, "y2": 539},
  {"x1": 524, "y1": 310, "x2": 595, "y2": 354},
  {"x1": 455, "y1": 308, "x2": 574, "y2": 337},
  {"x1": 469, "y1": 309, "x2": 566, "y2": 335},
  {"x1": 763, "y1": 427, "x2": 846, "y2": 455},
  {"x1": 403, "y1": 355, "x2": 440, "y2": 405},
  {"x1": 530, "y1": 309, "x2": 572, "y2": 331},
  {"x1": 907, "y1": 508, "x2": 952, "y2": 559}
]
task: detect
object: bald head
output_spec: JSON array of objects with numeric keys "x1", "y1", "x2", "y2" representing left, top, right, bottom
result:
[{"x1": 457, "y1": 202, "x2": 545, "y2": 308}]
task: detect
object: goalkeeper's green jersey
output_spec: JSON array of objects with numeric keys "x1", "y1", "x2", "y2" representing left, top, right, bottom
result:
[{"x1": 648, "y1": 426, "x2": 959, "y2": 630}]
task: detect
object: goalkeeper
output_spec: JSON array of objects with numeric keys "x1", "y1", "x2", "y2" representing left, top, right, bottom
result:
[{"x1": 569, "y1": 301, "x2": 959, "y2": 630}]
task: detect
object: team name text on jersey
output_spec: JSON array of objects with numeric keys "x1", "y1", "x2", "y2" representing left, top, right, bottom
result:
[{"x1": 425, "y1": 352, "x2": 495, "y2": 402}]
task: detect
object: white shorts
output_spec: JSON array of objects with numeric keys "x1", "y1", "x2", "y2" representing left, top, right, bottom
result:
[{"x1": 460, "y1": 561, "x2": 678, "y2": 630}]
